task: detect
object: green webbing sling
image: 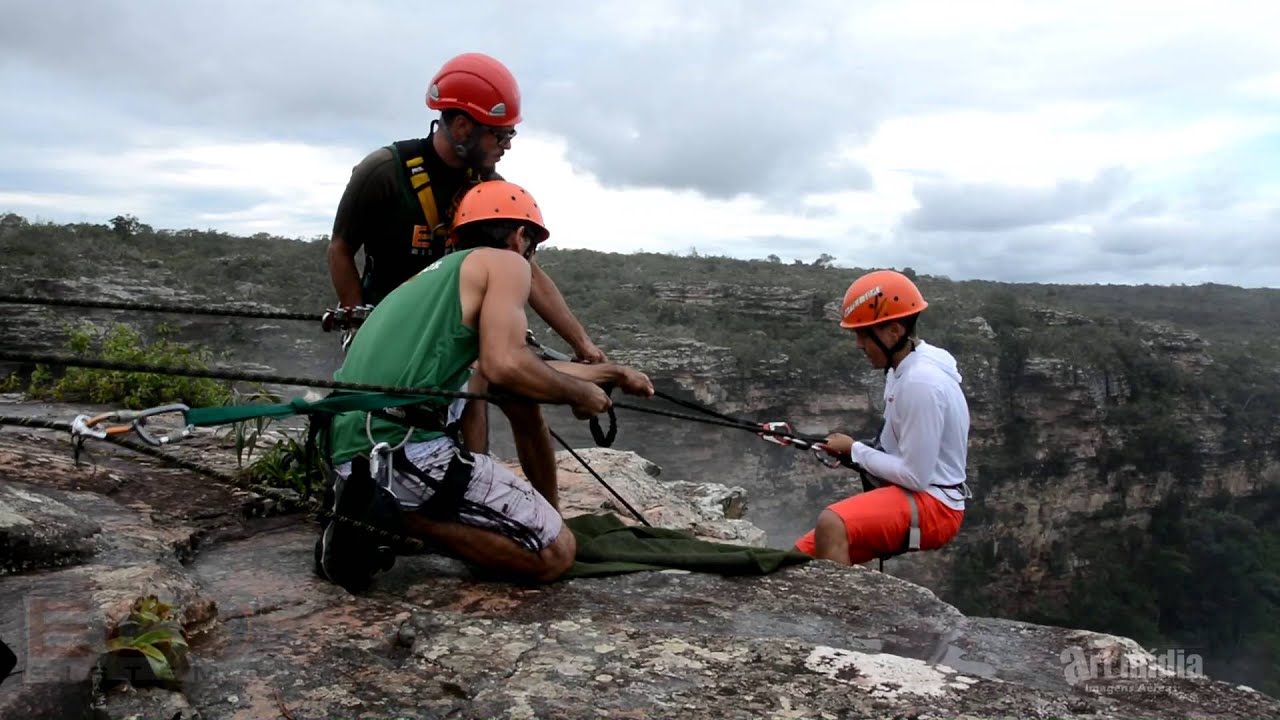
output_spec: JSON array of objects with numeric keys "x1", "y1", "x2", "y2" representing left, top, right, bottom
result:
[{"x1": 183, "y1": 392, "x2": 442, "y2": 428}]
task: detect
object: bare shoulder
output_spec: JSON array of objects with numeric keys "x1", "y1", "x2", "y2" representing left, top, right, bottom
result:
[{"x1": 465, "y1": 247, "x2": 530, "y2": 277}]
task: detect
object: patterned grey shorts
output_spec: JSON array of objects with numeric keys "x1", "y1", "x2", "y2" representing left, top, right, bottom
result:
[{"x1": 336, "y1": 437, "x2": 563, "y2": 553}]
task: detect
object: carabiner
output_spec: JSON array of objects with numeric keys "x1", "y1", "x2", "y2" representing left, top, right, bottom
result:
[
  {"x1": 810, "y1": 443, "x2": 861, "y2": 471},
  {"x1": 758, "y1": 421, "x2": 796, "y2": 446},
  {"x1": 369, "y1": 441, "x2": 395, "y2": 491},
  {"x1": 526, "y1": 330, "x2": 572, "y2": 362},
  {"x1": 322, "y1": 304, "x2": 375, "y2": 333},
  {"x1": 71, "y1": 413, "x2": 127, "y2": 440},
  {"x1": 130, "y1": 404, "x2": 195, "y2": 446},
  {"x1": 74, "y1": 404, "x2": 194, "y2": 447},
  {"x1": 810, "y1": 443, "x2": 845, "y2": 468}
]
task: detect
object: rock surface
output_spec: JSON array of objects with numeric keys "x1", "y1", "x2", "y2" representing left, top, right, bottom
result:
[
  {"x1": 548, "y1": 448, "x2": 767, "y2": 547},
  {"x1": 1, "y1": 416, "x2": 1276, "y2": 719},
  {"x1": 0, "y1": 481, "x2": 100, "y2": 574},
  {"x1": 650, "y1": 281, "x2": 825, "y2": 320}
]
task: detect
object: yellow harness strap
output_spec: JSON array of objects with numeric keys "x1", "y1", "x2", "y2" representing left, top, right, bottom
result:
[{"x1": 403, "y1": 155, "x2": 441, "y2": 247}]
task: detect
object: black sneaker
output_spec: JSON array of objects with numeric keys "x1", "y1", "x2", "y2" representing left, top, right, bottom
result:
[
  {"x1": 0, "y1": 634, "x2": 16, "y2": 688},
  {"x1": 315, "y1": 460, "x2": 396, "y2": 593}
]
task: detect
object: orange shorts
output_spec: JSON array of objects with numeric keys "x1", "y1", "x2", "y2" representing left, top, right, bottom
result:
[{"x1": 794, "y1": 486, "x2": 964, "y2": 564}]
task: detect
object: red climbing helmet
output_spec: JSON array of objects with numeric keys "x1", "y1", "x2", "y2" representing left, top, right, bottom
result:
[{"x1": 426, "y1": 53, "x2": 522, "y2": 127}]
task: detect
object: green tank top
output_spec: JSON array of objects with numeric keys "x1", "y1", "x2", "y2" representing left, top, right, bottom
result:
[{"x1": 328, "y1": 248, "x2": 480, "y2": 466}]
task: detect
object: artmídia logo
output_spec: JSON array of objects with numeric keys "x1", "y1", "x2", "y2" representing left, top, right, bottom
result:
[{"x1": 1061, "y1": 644, "x2": 1204, "y2": 691}]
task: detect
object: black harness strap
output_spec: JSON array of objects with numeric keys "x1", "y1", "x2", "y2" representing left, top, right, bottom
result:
[
  {"x1": 396, "y1": 443, "x2": 473, "y2": 522},
  {"x1": 390, "y1": 445, "x2": 543, "y2": 552}
]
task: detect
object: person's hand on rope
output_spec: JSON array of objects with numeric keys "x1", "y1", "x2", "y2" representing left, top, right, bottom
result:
[
  {"x1": 573, "y1": 337, "x2": 607, "y2": 364},
  {"x1": 571, "y1": 383, "x2": 612, "y2": 420},
  {"x1": 616, "y1": 367, "x2": 654, "y2": 398},
  {"x1": 820, "y1": 432, "x2": 855, "y2": 456}
]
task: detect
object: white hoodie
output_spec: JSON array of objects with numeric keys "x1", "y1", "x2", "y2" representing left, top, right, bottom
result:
[{"x1": 849, "y1": 340, "x2": 972, "y2": 511}]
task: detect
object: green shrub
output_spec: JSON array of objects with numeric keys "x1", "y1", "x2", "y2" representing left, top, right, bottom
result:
[{"x1": 20, "y1": 321, "x2": 233, "y2": 409}]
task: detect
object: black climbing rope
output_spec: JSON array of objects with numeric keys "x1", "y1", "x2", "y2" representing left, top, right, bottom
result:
[{"x1": 548, "y1": 427, "x2": 650, "y2": 527}]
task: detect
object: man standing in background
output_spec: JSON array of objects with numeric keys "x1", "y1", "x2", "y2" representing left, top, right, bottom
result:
[{"x1": 325, "y1": 52, "x2": 606, "y2": 453}]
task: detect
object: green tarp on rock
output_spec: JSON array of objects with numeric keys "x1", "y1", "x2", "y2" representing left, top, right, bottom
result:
[{"x1": 562, "y1": 513, "x2": 813, "y2": 579}]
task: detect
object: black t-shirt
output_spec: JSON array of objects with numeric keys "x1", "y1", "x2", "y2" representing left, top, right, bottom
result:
[{"x1": 331, "y1": 134, "x2": 496, "y2": 305}]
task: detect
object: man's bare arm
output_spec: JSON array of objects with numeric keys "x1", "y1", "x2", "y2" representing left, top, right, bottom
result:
[
  {"x1": 477, "y1": 252, "x2": 607, "y2": 409},
  {"x1": 328, "y1": 234, "x2": 364, "y2": 308},
  {"x1": 528, "y1": 260, "x2": 604, "y2": 362},
  {"x1": 545, "y1": 361, "x2": 654, "y2": 398}
]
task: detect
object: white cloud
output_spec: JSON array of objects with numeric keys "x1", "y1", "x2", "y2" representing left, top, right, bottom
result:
[
  {"x1": 1, "y1": 0, "x2": 1279, "y2": 286},
  {"x1": 845, "y1": 106, "x2": 1279, "y2": 187},
  {"x1": 1236, "y1": 72, "x2": 1280, "y2": 99},
  {"x1": 500, "y1": 133, "x2": 847, "y2": 256},
  {"x1": 5, "y1": 139, "x2": 361, "y2": 237}
]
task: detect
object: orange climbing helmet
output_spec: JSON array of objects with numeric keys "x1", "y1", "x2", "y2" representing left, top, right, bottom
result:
[
  {"x1": 426, "y1": 53, "x2": 522, "y2": 127},
  {"x1": 450, "y1": 180, "x2": 548, "y2": 241},
  {"x1": 839, "y1": 270, "x2": 928, "y2": 329}
]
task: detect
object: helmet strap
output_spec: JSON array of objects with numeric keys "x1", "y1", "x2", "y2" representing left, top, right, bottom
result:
[
  {"x1": 436, "y1": 118, "x2": 482, "y2": 167},
  {"x1": 871, "y1": 325, "x2": 915, "y2": 375}
]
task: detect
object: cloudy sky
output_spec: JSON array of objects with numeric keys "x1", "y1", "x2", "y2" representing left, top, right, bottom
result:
[{"x1": 2, "y1": 0, "x2": 1279, "y2": 287}]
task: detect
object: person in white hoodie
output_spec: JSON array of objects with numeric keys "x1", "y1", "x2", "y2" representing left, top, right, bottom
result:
[{"x1": 794, "y1": 269, "x2": 972, "y2": 565}]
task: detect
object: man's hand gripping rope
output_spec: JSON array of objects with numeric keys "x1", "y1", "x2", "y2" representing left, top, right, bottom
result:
[{"x1": 756, "y1": 421, "x2": 860, "y2": 470}]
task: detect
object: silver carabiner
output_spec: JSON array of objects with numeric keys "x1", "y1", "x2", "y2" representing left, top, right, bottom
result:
[
  {"x1": 758, "y1": 421, "x2": 796, "y2": 446},
  {"x1": 70, "y1": 403, "x2": 192, "y2": 446},
  {"x1": 369, "y1": 441, "x2": 395, "y2": 491},
  {"x1": 128, "y1": 404, "x2": 194, "y2": 446},
  {"x1": 71, "y1": 414, "x2": 109, "y2": 441},
  {"x1": 810, "y1": 443, "x2": 845, "y2": 468}
]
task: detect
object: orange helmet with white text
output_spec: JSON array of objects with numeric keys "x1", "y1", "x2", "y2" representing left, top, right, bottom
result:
[{"x1": 839, "y1": 270, "x2": 928, "y2": 329}]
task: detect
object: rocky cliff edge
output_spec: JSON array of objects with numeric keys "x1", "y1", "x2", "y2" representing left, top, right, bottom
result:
[{"x1": 0, "y1": 410, "x2": 1275, "y2": 720}]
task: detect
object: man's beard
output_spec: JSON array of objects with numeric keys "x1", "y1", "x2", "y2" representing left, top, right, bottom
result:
[{"x1": 464, "y1": 143, "x2": 493, "y2": 172}]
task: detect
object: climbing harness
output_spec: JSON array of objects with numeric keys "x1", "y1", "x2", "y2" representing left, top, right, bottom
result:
[
  {"x1": 353, "y1": 130, "x2": 487, "y2": 307},
  {"x1": 753, "y1": 420, "x2": 916, "y2": 571},
  {"x1": 388, "y1": 137, "x2": 447, "y2": 250}
]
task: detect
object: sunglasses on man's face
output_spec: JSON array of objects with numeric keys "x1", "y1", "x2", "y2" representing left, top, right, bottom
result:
[{"x1": 482, "y1": 124, "x2": 517, "y2": 145}]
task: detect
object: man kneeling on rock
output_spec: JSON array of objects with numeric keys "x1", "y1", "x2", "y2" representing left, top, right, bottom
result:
[{"x1": 315, "y1": 180, "x2": 654, "y2": 591}]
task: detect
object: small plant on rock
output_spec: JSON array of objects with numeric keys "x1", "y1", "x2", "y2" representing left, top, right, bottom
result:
[
  {"x1": 97, "y1": 595, "x2": 190, "y2": 691},
  {"x1": 219, "y1": 386, "x2": 327, "y2": 499}
]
